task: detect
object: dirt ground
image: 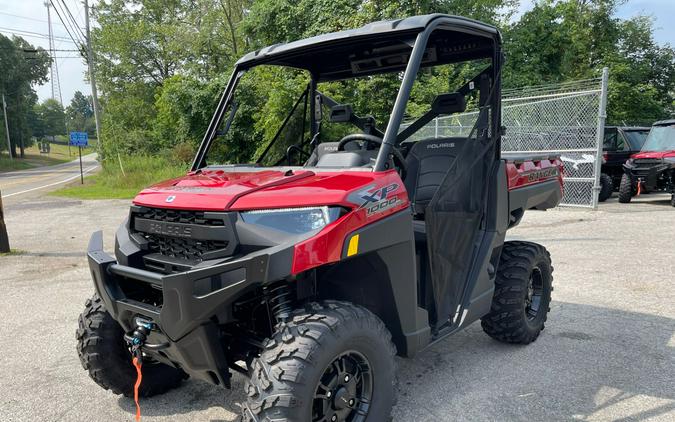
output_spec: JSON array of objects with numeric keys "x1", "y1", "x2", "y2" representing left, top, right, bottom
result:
[{"x1": 0, "y1": 192, "x2": 673, "y2": 421}]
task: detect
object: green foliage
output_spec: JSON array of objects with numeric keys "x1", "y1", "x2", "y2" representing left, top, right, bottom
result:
[
  {"x1": 66, "y1": 91, "x2": 96, "y2": 135},
  {"x1": 0, "y1": 34, "x2": 50, "y2": 156},
  {"x1": 503, "y1": 0, "x2": 675, "y2": 123},
  {"x1": 154, "y1": 74, "x2": 229, "y2": 150},
  {"x1": 0, "y1": 155, "x2": 32, "y2": 172},
  {"x1": 35, "y1": 99, "x2": 67, "y2": 137},
  {"x1": 88, "y1": 0, "x2": 674, "y2": 175},
  {"x1": 52, "y1": 154, "x2": 187, "y2": 199}
]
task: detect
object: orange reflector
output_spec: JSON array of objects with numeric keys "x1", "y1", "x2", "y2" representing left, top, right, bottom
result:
[{"x1": 347, "y1": 234, "x2": 359, "y2": 257}]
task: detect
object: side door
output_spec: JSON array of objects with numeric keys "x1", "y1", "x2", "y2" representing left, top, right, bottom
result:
[
  {"x1": 603, "y1": 128, "x2": 629, "y2": 168},
  {"x1": 612, "y1": 130, "x2": 633, "y2": 166}
]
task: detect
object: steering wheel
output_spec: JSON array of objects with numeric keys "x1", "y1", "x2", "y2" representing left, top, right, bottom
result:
[{"x1": 337, "y1": 134, "x2": 407, "y2": 178}]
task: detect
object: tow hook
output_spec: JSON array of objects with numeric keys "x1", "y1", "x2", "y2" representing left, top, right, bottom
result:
[
  {"x1": 123, "y1": 320, "x2": 169, "y2": 422},
  {"x1": 636, "y1": 178, "x2": 643, "y2": 196},
  {"x1": 123, "y1": 320, "x2": 170, "y2": 352}
]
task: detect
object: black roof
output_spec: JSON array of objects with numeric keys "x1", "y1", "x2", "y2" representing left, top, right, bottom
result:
[{"x1": 235, "y1": 14, "x2": 501, "y2": 81}]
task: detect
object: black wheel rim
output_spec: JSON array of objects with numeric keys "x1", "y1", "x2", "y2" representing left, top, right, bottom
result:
[
  {"x1": 312, "y1": 351, "x2": 373, "y2": 422},
  {"x1": 525, "y1": 267, "x2": 544, "y2": 321}
]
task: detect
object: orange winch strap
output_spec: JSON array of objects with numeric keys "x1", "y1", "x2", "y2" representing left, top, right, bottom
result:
[{"x1": 132, "y1": 357, "x2": 143, "y2": 422}]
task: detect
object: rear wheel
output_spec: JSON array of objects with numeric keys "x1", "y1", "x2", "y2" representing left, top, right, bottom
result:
[
  {"x1": 598, "y1": 173, "x2": 613, "y2": 202},
  {"x1": 76, "y1": 294, "x2": 187, "y2": 397},
  {"x1": 481, "y1": 241, "x2": 553, "y2": 344},
  {"x1": 618, "y1": 173, "x2": 634, "y2": 203},
  {"x1": 241, "y1": 301, "x2": 397, "y2": 422}
]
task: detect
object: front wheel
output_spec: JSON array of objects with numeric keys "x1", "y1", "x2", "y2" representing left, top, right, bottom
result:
[
  {"x1": 76, "y1": 294, "x2": 187, "y2": 397},
  {"x1": 598, "y1": 173, "x2": 613, "y2": 202},
  {"x1": 481, "y1": 241, "x2": 553, "y2": 344},
  {"x1": 618, "y1": 173, "x2": 634, "y2": 203},
  {"x1": 241, "y1": 301, "x2": 397, "y2": 422}
]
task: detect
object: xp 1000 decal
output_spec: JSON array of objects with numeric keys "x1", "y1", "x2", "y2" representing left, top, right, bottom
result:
[{"x1": 348, "y1": 183, "x2": 404, "y2": 217}]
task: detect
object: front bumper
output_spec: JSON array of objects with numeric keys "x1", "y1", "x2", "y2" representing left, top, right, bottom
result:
[
  {"x1": 87, "y1": 230, "x2": 293, "y2": 386},
  {"x1": 624, "y1": 162, "x2": 674, "y2": 190}
]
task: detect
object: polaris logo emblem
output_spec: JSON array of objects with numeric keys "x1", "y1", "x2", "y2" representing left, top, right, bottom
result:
[
  {"x1": 427, "y1": 142, "x2": 455, "y2": 149},
  {"x1": 165, "y1": 195, "x2": 176, "y2": 203},
  {"x1": 147, "y1": 221, "x2": 193, "y2": 238}
]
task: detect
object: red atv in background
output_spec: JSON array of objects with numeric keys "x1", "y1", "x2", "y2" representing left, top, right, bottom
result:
[
  {"x1": 619, "y1": 120, "x2": 675, "y2": 206},
  {"x1": 77, "y1": 14, "x2": 563, "y2": 421}
]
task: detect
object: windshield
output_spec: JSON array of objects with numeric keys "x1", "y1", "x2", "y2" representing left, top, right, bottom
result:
[
  {"x1": 204, "y1": 66, "x2": 401, "y2": 167},
  {"x1": 623, "y1": 130, "x2": 649, "y2": 150},
  {"x1": 641, "y1": 125, "x2": 675, "y2": 152},
  {"x1": 193, "y1": 26, "x2": 499, "y2": 172}
]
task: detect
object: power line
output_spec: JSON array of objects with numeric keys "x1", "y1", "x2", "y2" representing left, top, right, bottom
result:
[
  {"x1": 51, "y1": 0, "x2": 86, "y2": 44},
  {"x1": 0, "y1": 27, "x2": 75, "y2": 43},
  {"x1": 48, "y1": 0, "x2": 84, "y2": 47},
  {"x1": 57, "y1": 0, "x2": 87, "y2": 43},
  {"x1": 0, "y1": 11, "x2": 65, "y2": 26},
  {"x1": 0, "y1": 47, "x2": 81, "y2": 52}
]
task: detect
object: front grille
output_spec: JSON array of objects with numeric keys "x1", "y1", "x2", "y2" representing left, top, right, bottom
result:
[
  {"x1": 131, "y1": 206, "x2": 236, "y2": 264},
  {"x1": 633, "y1": 158, "x2": 663, "y2": 167},
  {"x1": 142, "y1": 233, "x2": 229, "y2": 261},
  {"x1": 135, "y1": 207, "x2": 226, "y2": 227}
]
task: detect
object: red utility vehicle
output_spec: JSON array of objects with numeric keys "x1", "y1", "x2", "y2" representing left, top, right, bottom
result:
[
  {"x1": 77, "y1": 14, "x2": 563, "y2": 421},
  {"x1": 619, "y1": 120, "x2": 675, "y2": 206}
]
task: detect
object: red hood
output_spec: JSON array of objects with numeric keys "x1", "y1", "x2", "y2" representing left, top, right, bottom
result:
[
  {"x1": 631, "y1": 150, "x2": 675, "y2": 159},
  {"x1": 133, "y1": 169, "x2": 390, "y2": 211}
]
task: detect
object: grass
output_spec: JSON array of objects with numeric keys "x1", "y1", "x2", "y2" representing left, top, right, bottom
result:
[
  {"x1": 0, "y1": 140, "x2": 97, "y2": 173},
  {"x1": 52, "y1": 155, "x2": 187, "y2": 200},
  {"x1": 0, "y1": 156, "x2": 33, "y2": 171},
  {"x1": 0, "y1": 248, "x2": 25, "y2": 256}
]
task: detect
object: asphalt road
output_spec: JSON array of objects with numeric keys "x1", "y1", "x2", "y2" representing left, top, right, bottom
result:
[
  {"x1": 0, "y1": 192, "x2": 673, "y2": 421},
  {"x1": 0, "y1": 153, "x2": 98, "y2": 200}
]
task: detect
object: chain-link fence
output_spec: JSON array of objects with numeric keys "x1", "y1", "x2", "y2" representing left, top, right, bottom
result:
[{"x1": 402, "y1": 70, "x2": 609, "y2": 208}]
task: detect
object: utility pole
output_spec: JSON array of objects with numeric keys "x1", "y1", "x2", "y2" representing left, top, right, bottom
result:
[
  {"x1": 0, "y1": 190, "x2": 9, "y2": 253},
  {"x1": 2, "y1": 94, "x2": 11, "y2": 160},
  {"x1": 84, "y1": 0, "x2": 102, "y2": 152}
]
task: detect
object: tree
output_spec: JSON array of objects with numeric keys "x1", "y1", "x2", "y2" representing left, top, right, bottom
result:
[
  {"x1": 37, "y1": 99, "x2": 67, "y2": 139},
  {"x1": 502, "y1": 0, "x2": 675, "y2": 122},
  {"x1": 88, "y1": 0, "x2": 675, "y2": 165},
  {"x1": 91, "y1": 0, "x2": 251, "y2": 159},
  {"x1": 0, "y1": 34, "x2": 50, "y2": 156},
  {"x1": 66, "y1": 91, "x2": 96, "y2": 135}
]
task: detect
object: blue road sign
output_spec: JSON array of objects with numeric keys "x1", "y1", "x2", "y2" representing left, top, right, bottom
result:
[{"x1": 69, "y1": 132, "x2": 88, "y2": 147}]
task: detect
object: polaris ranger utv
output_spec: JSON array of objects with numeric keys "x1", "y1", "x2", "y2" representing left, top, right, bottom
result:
[
  {"x1": 619, "y1": 120, "x2": 675, "y2": 206},
  {"x1": 77, "y1": 14, "x2": 563, "y2": 421},
  {"x1": 597, "y1": 126, "x2": 649, "y2": 202}
]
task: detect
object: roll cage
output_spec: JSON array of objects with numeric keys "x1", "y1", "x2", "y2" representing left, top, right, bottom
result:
[{"x1": 191, "y1": 14, "x2": 503, "y2": 172}]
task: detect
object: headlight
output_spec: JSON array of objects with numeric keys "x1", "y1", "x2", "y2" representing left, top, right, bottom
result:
[
  {"x1": 240, "y1": 206, "x2": 344, "y2": 234},
  {"x1": 663, "y1": 156, "x2": 675, "y2": 164}
]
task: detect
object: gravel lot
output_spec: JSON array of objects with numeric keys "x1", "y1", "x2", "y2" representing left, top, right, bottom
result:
[{"x1": 1, "y1": 192, "x2": 673, "y2": 421}]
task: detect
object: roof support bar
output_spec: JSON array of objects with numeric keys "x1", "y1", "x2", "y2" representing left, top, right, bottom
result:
[{"x1": 374, "y1": 30, "x2": 430, "y2": 171}]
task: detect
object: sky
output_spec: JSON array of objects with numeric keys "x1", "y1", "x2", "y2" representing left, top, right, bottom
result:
[
  {"x1": 0, "y1": 0, "x2": 673, "y2": 106},
  {"x1": 0, "y1": 0, "x2": 91, "y2": 106}
]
